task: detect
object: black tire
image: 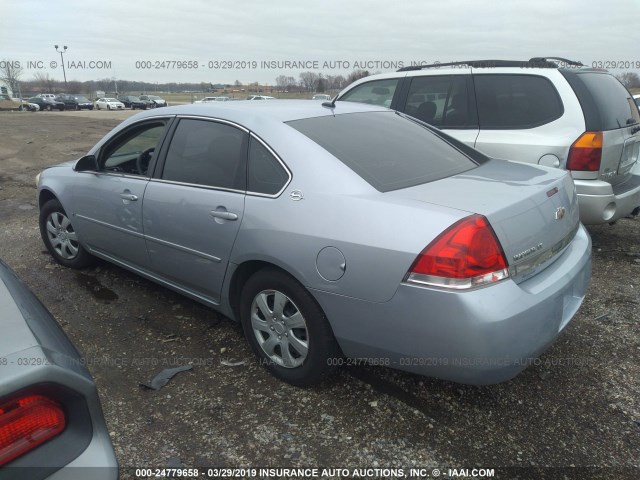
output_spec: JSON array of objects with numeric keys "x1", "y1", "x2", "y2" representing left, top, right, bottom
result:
[
  {"x1": 46, "y1": 105, "x2": 52, "y2": 111},
  {"x1": 75, "y1": 104, "x2": 80, "y2": 111},
  {"x1": 240, "y1": 268, "x2": 340, "y2": 386},
  {"x1": 107, "y1": 104, "x2": 111, "y2": 110},
  {"x1": 39, "y1": 199, "x2": 94, "y2": 269},
  {"x1": 18, "y1": 105, "x2": 24, "y2": 111}
]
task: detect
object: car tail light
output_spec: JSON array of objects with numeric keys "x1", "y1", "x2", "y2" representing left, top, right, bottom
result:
[
  {"x1": 0, "y1": 395, "x2": 66, "y2": 466},
  {"x1": 567, "y1": 132, "x2": 603, "y2": 171},
  {"x1": 405, "y1": 214, "x2": 509, "y2": 289}
]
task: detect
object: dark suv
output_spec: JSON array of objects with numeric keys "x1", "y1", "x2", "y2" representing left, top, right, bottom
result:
[{"x1": 337, "y1": 58, "x2": 640, "y2": 225}]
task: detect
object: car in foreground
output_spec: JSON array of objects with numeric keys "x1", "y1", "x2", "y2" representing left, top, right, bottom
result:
[
  {"x1": 95, "y1": 98, "x2": 125, "y2": 110},
  {"x1": 118, "y1": 95, "x2": 150, "y2": 110},
  {"x1": 312, "y1": 94, "x2": 332, "y2": 101},
  {"x1": 337, "y1": 58, "x2": 640, "y2": 225},
  {"x1": 36, "y1": 101, "x2": 591, "y2": 386},
  {"x1": 55, "y1": 94, "x2": 94, "y2": 110},
  {"x1": 0, "y1": 258, "x2": 117, "y2": 478},
  {"x1": 139, "y1": 95, "x2": 167, "y2": 107},
  {"x1": 27, "y1": 96, "x2": 65, "y2": 112}
]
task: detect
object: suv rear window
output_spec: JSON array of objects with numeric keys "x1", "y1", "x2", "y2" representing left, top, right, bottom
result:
[
  {"x1": 474, "y1": 74, "x2": 564, "y2": 129},
  {"x1": 287, "y1": 112, "x2": 478, "y2": 192},
  {"x1": 576, "y1": 72, "x2": 640, "y2": 130}
]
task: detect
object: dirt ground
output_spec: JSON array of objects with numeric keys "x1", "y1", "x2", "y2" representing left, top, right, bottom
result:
[{"x1": 0, "y1": 111, "x2": 639, "y2": 480}]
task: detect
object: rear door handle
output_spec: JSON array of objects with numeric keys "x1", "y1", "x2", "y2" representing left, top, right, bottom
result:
[
  {"x1": 120, "y1": 193, "x2": 138, "y2": 201},
  {"x1": 210, "y1": 210, "x2": 238, "y2": 221}
]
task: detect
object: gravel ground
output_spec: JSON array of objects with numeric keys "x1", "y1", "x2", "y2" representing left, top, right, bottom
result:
[{"x1": 0, "y1": 111, "x2": 638, "y2": 480}]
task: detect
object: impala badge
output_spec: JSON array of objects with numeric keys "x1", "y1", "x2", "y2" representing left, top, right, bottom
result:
[{"x1": 555, "y1": 207, "x2": 566, "y2": 220}]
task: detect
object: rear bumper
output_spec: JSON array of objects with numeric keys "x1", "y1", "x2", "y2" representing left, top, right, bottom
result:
[
  {"x1": 312, "y1": 225, "x2": 592, "y2": 385},
  {"x1": 574, "y1": 173, "x2": 640, "y2": 224}
]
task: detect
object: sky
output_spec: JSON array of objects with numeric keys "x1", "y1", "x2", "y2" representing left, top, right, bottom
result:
[{"x1": 2, "y1": 0, "x2": 640, "y2": 86}]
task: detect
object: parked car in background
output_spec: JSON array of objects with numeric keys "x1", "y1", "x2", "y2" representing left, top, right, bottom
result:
[
  {"x1": 28, "y1": 96, "x2": 65, "y2": 111},
  {"x1": 0, "y1": 93, "x2": 25, "y2": 110},
  {"x1": 36, "y1": 101, "x2": 591, "y2": 387},
  {"x1": 312, "y1": 94, "x2": 332, "y2": 101},
  {"x1": 139, "y1": 95, "x2": 167, "y2": 107},
  {"x1": 95, "y1": 98, "x2": 125, "y2": 110},
  {"x1": 37, "y1": 93, "x2": 57, "y2": 100},
  {"x1": 55, "y1": 94, "x2": 94, "y2": 110},
  {"x1": 246, "y1": 95, "x2": 275, "y2": 100},
  {"x1": 634, "y1": 94, "x2": 640, "y2": 111},
  {"x1": 337, "y1": 58, "x2": 640, "y2": 225},
  {"x1": 0, "y1": 258, "x2": 117, "y2": 478},
  {"x1": 118, "y1": 95, "x2": 149, "y2": 109},
  {"x1": 194, "y1": 96, "x2": 229, "y2": 103}
]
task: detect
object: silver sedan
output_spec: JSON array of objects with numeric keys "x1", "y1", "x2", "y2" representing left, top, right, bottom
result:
[
  {"x1": 0, "y1": 259, "x2": 117, "y2": 477},
  {"x1": 36, "y1": 101, "x2": 591, "y2": 386}
]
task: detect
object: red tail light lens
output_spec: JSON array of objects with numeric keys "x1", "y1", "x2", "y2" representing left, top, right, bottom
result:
[
  {"x1": 0, "y1": 395, "x2": 66, "y2": 466},
  {"x1": 567, "y1": 132, "x2": 602, "y2": 171},
  {"x1": 405, "y1": 214, "x2": 509, "y2": 289}
]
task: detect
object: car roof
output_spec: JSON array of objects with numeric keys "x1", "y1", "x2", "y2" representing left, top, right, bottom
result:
[{"x1": 120, "y1": 100, "x2": 389, "y2": 125}]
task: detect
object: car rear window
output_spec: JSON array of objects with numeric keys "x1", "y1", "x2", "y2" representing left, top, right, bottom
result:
[
  {"x1": 287, "y1": 112, "x2": 478, "y2": 192},
  {"x1": 577, "y1": 73, "x2": 640, "y2": 130}
]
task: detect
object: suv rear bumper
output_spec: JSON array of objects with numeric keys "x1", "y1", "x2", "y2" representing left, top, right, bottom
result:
[{"x1": 573, "y1": 173, "x2": 640, "y2": 224}]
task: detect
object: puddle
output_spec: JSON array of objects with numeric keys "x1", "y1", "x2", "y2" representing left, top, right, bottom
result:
[{"x1": 75, "y1": 272, "x2": 119, "y2": 302}]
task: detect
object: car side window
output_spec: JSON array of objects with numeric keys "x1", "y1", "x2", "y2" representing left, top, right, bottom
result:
[
  {"x1": 100, "y1": 123, "x2": 167, "y2": 176},
  {"x1": 474, "y1": 74, "x2": 563, "y2": 129},
  {"x1": 340, "y1": 78, "x2": 399, "y2": 108},
  {"x1": 247, "y1": 137, "x2": 289, "y2": 195},
  {"x1": 162, "y1": 119, "x2": 248, "y2": 190},
  {"x1": 404, "y1": 75, "x2": 477, "y2": 128}
]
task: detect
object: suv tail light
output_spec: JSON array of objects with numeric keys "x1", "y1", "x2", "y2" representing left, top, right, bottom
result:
[
  {"x1": 567, "y1": 132, "x2": 603, "y2": 171},
  {"x1": 0, "y1": 395, "x2": 66, "y2": 465},
  {"x1": 405, "y1": 214, "x2": 509, "y2": 289}
]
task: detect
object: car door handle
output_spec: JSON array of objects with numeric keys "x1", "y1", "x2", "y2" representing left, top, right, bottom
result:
[
  {"x1": 210, "y1": 210, "x2": 238, "y2": 221},
  {"x1": 120, "y1": 193, "x2": 138, "y2": 201}
]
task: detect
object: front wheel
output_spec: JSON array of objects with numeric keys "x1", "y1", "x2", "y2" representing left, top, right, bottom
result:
[
  {"x1": 240, "y1": 268, "x2": 340, "y2": 386},
  {"x1": 39, "y1": 199, "x2": 94, "y2": 269}
]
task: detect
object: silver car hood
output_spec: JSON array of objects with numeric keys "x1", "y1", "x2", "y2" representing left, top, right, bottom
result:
[{"x1": 388, "y1": 160, "x2": 581, "y2": 281}]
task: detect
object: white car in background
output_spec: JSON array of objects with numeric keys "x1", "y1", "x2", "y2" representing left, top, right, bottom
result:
[
  {"x1": 194, "y1": 96, "x2": 229, "y2": 103},
  {"x1": 312, "y1": 94, "x2": 332, "y2": 101},
  {"x1": 95, "y1": 98, "x2": 125, "y2": 110},
  {"x1": 634, "y1": 94, "x2": 640, "y2": 111},
  {"x1": 246, "y1": 95, "x2": 275, "y2": 100}
]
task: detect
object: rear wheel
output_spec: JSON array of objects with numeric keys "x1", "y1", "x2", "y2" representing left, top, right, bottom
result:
[
  {"x1": 240, "y1": 268, "x2": 340, "y2": 386},
  {"x1": 39, "y1": 199, "x2": 94, "y2": 269}
]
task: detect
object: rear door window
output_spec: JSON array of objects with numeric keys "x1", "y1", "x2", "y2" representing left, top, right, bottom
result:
[
  {"x1": 474, "y1": 74, "x2": 564, "y2": 129},
  {"x1": 287, "y1": 112, "x2": 478, "y2": 192},
  {"x1": 403, "y1": 75, "x2": 477, "y2": 128},
  {"x1": 162, "y1": 119, "x2": 248, "y2": 190},
  {"x1": 247, "y1": 137, "x2": 290, "y2": 195}
]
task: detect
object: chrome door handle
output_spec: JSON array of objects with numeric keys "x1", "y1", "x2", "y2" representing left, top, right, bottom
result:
[
  {"x1": 120, "y1": 193, "x2": 138, "y2": 201},
  {"x1": 210, "y1": 210, "x2": 238, "y2": 221}
]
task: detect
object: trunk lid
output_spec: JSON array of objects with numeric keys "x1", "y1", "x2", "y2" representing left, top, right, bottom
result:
[{"x1": 388, "y1": 160, "x2": 580, "y2": 283}]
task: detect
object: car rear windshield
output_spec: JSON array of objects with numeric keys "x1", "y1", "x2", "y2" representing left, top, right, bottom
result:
[
  {"x1": 287, "y1": 112, "x2": 478, "y2": 192},
  {"x1": 568, "y1": 72, "x2": 640, "y2": 130}
]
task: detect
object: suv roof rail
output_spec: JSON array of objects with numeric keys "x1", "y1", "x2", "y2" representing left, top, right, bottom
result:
[{"x1": 397, "y1": 57, "x2": 583, "y2": 72}]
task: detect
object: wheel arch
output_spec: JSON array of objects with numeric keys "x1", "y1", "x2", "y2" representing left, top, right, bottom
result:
[
  {"x1": 38, "y1": 188, "x2": 58, "y2": 209},
  {"x1": 225, "y1": 259, "x2": 312, "y2": 323}
]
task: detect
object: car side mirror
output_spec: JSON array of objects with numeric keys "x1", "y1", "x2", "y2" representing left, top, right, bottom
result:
[{"x1": 74, "y1": 154, "x2": 99, "y2": 172}]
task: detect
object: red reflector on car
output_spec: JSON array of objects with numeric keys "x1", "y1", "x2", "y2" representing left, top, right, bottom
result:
[
  {"x1": 0, "y1": 395, "x2": 66, "y2": 466},
  {"x1": 406, "y1": 214, "x2": 509, "y2": 289},
  {"x1": 567, "y1": 132, "x2": 602, "y2": 171}
]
